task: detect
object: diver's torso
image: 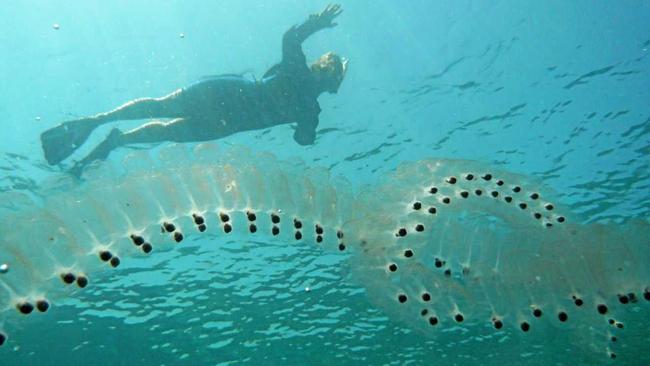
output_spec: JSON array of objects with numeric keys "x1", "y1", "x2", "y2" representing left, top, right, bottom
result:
[{"x1": 179, "y1": 67, "x2": 319, "y2": 132}]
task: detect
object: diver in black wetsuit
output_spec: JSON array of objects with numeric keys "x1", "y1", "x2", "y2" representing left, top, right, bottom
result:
[{"x1": 41, "y1": 4, "x2": 347, "y2": 169}]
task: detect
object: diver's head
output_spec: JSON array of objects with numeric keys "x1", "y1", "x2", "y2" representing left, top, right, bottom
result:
[{"x1": 310, "y1": 51, "x2": 348, "y2": 94}]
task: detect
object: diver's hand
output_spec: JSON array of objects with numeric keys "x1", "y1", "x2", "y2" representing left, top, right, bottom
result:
[{"x1": 308, "y1": 4, "x2": 343, "y2": 30}]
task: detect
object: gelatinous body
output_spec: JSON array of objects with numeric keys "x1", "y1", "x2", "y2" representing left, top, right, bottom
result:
[{"x1": 0, "y1": 143, "x2": 647, "y2": 361}]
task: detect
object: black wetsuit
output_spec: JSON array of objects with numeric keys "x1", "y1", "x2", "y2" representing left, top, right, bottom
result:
[{"x1": 177, "y1": 25, "x2": 321, "y2": 145}]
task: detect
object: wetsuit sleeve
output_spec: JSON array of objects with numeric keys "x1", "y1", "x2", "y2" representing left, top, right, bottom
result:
[
  {"x1": 281, "y1": 19, "x2": 322, "y2": 67},
  {"x1": 292, "y1": 103, "x2": 321, "y2": 146}
]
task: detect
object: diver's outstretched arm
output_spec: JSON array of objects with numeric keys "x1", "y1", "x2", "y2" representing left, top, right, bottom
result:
[{"x1": 282, "y1": 4, "x2": 342, "y2": 64}]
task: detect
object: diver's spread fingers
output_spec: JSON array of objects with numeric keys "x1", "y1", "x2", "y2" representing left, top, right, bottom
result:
[{"x1": 325, "y1": 4, "x2": 341, "y2": 17}]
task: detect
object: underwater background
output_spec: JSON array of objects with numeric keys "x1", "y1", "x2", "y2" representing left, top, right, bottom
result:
[{"x1": 0, "y1": 1, "x2": 648, "y2": 365}]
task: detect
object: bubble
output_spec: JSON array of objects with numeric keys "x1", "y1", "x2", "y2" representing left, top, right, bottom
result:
[{"x1": 52, "y1": 23, "x2": 60, "y2": 30}]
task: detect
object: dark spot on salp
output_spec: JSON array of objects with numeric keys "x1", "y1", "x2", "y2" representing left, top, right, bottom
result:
[
  {"x1": 421, "y1": 309, "x2": 428, "y2": 316},
  {"x1": 644, "y1": 288, "x2": 650, "y2": 301},
  {"x1": 512, "y1": 186, "x2": 521, "y2": 193},
  {"x1": 608, "y1": 318, "x2": 615, "y2": 325},
  {"x1": 519, "y1": 203, "x2": 527, "y2": 210},
  {"x1": 295, "y1": 231, "x2": 303, "y2": 240},
  {"x1": 110, "y1": 257, "x2": 121, "y2": 268},
  {"x1": 337, "y1": 230, "x2": 344, "y2": 239},
  {"x1": 173, "y1": 232, "x2": 184, "y2": 242},
  {"x1": 442, "y1": 197, "x2": 451, "y2": 204},
  {"x1": 223, "y1": 224, "x2": 232, "y2": 233},
  {"x1": 491, "y1": 191, "x2": 499, "y2": 198},
  {"x1": 474, "y1": 189, "x2": 483, "y2": 196},
  {"x1": 142, "y1": 243, "x2": 153, "y2": 253},
  {"x1": 429, "y1": 316, "x2": 438, "y2": 326},
  {"x1": 249, "y1": 224, "x2": 257, "y2": 233},
  {"x1": 558, "y1": 312, "x2": 568, "y2": 322},
  {"x1": 293, "y1": 219, "x2": 303, "y2": 229},
  {"x1": 460, "y1": 191, "x2": 469, "y2": 198},
  {"x1": 618, "y1": 294, "x2": 629, "y2": 304},
  {"x1": 192, "y1": 214, "x2": 205, "y2": 225},
  {"x1": 246, "y1": 211, "x2": 256, "y2": 221},
  {"x1": 398, "y1": 294, "x2": 408, "y2": 303},
  {"x1": 428, "y1": 206, "x2": 437, "y2": 214},
  {"x1": 482, "y1": 173, "x2": 492, "y2": 181},
  {"x1": 628, "y1": 292, "x2": 637, "y2": 303},
  {"x1": 76, "y1": 275, "x2": 88, "y2": 288},
  {"x1": 444, "y1": 269, "x2": 451, "y2": 277},
  {"x1": 496, "y1": 180, "x2": 504, "y2": 186},
  {"x1": 421, "y1": 293, "x2": 431, "y2": 302},
  {"x1": 616, "y1": 322, "x2": 624, "y2": 329},
  {"x1": 429, "y1": 187, "x2": 438, "y2": 194},
  {"x1": 397, "y1": 228, "x2": 407, "y2": 237},
  {"x1": 316, "y1": 235, "x2": 323, "y2": 243},
  {"x1": 610, "y1": 353, "x2": 617, "y2": 359},
  {"x1": 338, "y1": 243, "x2": 346, "y2": 251},
  {"x1": 446, "y1": 176, "x2": 457, "y2": 184},
  {"x1": 611, "y1": 336, "x2": 617, "y2": 342},
  {"x1": 413, "y1": 202, "x2": 422, "y2": 210},
  {"x1": 198, "y1": 224, "x2": 207, "y2": 232},
  {"x1": 388, "y1": 263, "x2": 398, "y2": 272},
  {"x1": 533, "y1": 212, "x2": 542, "y2": 219},
  {"x1": 0, "y1": 332, "x2": 6, "y2": 346},
  {"x1": 454, "y1": 313, "x2": 464, "y2": 323},
  {"x1": 99, "y1": 251, "x2": 112, "y2": 262},
  {"x1": 271, "y1": 213, "x2": 281, "y2": 224},
  {"x1": 545, "y1": 203, "x2": 554, "y2": 211},
  {"x1": 415, "y1": 224, "x2": 424, "y2": 232},
  {"x1": 597, "y1": 304, "x2": 608, "y2": 315},
  {"x1": 493, "y1": 319, "x2": 503, "y2": 329},
  {"x1": 36, "y1": 300, "x2": 49, "y2": 312},
  {"x1": 557, "y1": 216, "x2": 566, "y2": 223},
  {"x1": 520, "y1": 322, "x2": 530, "y2": 332},
  {"x1": 17, "y1": 302, "x2": 34, "y2": 315},
  {"x1": 533, "y1": 308, "x2": 542, "y2": 318},
  {"x1": 530, "y1": 193, "x2": 539, "y2": 200},
  {"x1": 574, "y1": 298, "x2": 584, "y2": 307},
  {"x1": 272, "y1": 226, "x2": 280, "y2": 236},
  {"x1": 545, "y1": 222, "x2": 554, "y2": 228},
  {"x1": 434, "y1": 258, "x2": 444, "y2": 268},
  {"x1": 404, "y1": 249, "x2": 414, "y2": 258},
  {"x1": 315, "y1": 225, "x2": 324, "y2": 235},
  {"x1": 465, "y1": 174, "x2": 474, "y2": 180},
  {"x1": 61, "y1": 272, "x2": 75, "y2": 284},
  {"x1": 504, "y1": 196, "x2": 513, "y2": 203},
  {"x1": 130, "y1": 234, "x2": 144, "y2": 246},
  {"x1": 163, "y1": 222, "x2": 176, "y2": 233},
  {"x1": 219, "y1": 213, "x2": 230, "y2": 222}
]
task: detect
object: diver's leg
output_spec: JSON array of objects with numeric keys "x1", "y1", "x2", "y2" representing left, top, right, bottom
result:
[
  {"x1": 119, "y1": 117, "x2": 212, "y2": 144},
  {"x1": 72, "y1": 117, "x2": 216, "y2": 175},
  {"x1": 41, "y1": 89, "x2": 185, "y2": 165},
  {"x1": 90, "y1": 89, "x2": 185, "y2": 124}
]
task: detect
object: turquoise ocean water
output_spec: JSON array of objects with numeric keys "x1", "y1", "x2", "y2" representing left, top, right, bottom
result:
[{"x1": 1, "y1": 1, "x2": 649, "y2": 365}]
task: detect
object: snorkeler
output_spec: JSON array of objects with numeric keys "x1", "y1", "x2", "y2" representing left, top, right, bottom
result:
[{"x1": 41, "y1": 4, "x2": 347, "y2": 169}]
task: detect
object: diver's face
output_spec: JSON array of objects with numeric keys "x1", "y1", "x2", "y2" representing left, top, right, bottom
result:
[{"x1": 313, "y1": 52, "x2": 347, "y2": 94}]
